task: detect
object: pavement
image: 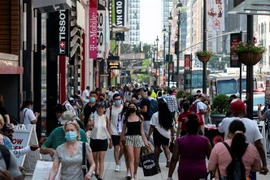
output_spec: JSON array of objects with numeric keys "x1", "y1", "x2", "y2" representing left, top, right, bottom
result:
[{"x1": 24, "y1": 148, "x2": 270, "y2": 180}]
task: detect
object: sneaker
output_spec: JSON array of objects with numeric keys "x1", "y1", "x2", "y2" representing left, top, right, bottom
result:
[
  {"x1": 115, "y1": 165, "x2": 120, "y2": 172},
  {"x1": 134, "y1": 174, "x2": 138, "y2": 180},
  {"x1": 125, "y1": 171, "x2": 131, "y2": 179}
]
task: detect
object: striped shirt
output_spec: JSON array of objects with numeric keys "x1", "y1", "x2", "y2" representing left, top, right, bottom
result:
[{"x1": 42, "y1": 126, "x2": 88, "y2": 150}]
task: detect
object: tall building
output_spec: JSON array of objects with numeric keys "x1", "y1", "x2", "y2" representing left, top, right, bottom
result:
[
  {"x1": 125, "y1": 0, "x2": 140, "y2": 45},
  {"x1": 162, "y1": 0, "x2": 174, "y2": 54}
]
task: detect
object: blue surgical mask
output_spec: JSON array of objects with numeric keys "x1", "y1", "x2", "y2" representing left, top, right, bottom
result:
[
  {"x1": 65, "y1": 131, "x2": 77, "y2": 142},
  {"x1": 89, "y1": 97, "x2": 96, "y2": 103},
  {"x1": 115, "y1": 100, "x2": 122, "y2": 106}
]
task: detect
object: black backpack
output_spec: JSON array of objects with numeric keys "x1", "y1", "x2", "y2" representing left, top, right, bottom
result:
[
  {"x1": 0, "y1": 144, "x2": 11, "y2": 169},
  {"x1": 223, "y1": 142, "x2": 246, "y2": 180}
]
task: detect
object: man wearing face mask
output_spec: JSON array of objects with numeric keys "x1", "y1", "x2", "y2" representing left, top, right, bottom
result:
[
  {"x1": 83, "y1": 91, "x2": 98, "y2": 131},
  {"x1": 40, "y1": 111, "x2": 88, "y2": 158},
  {"x1": 105, "y1": 94, "x2": 123, "y2": 172}
]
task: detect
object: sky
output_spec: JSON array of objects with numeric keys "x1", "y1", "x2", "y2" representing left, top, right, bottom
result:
[{"x1": 140, "y1": 0, "x2": 162, "y2": 44}]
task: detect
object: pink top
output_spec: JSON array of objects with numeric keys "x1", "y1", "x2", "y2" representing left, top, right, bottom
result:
[{"x1": 208, "y1": 139, "x2": 261, "y2": 179}]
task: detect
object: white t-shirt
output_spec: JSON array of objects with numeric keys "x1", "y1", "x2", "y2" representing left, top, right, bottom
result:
[
  {"x1": 218, "y1": 117, "x2": 263, "y2": 144},
  {"x1": 106, "y1": 105, "x2": 123, "y2": 136},
  {"x1": 82, "y1": 89, "x2": 89, "y2": 104},
  {"x1": 150, "y1": 112, "x2": 171, "y2": 139},
  {"x1": 196, "y1": 100, "x2": 207, "y2": 122},
  {"x1": 22, "y1": 108, "x2": 36, "y2": 128}
]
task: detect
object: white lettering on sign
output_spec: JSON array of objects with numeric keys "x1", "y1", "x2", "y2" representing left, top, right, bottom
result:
[
  {"x1": 116, "y1": 1, "x2": 123, "y2": 26},
  {"x1": 59, "y1": 10, "x2": 66, "y2": 54}
]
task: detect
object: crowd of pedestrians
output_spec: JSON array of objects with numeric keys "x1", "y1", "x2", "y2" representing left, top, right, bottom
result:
[{"x1": 0, "y1": 83, "x2": 269, "y2": 180}]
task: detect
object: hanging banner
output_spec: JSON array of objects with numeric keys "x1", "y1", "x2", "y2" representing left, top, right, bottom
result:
[
  {"x1": 97, "y1": 5, "x2": 106, "y2": 58},
  {"x1": 207, "y1": 0, "x2": 225, "y2": 31},
  {"x1": 184, "y1": 54, "x2": 191, "y2": 70},
  {"x1": 230, "y1": 33, "x2": 242, "y2": 67},
  {"x1": 169, "y1": 62, "x2": 174, "y2": 74},
  {"x1": 115, "y1": 0, "x2": 125, "y2": 41},
  {"x1": 89, "y1": 0, "x2": 98, "y2": 59}
]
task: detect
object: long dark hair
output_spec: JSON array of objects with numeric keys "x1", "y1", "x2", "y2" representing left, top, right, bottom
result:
[
  {"x1": 158, "y1": 99, "x2": 173, "y2": 130},
  {"x1": 229, "y1": 120, "x2": 248, "y2": 159},
  {"x1": 123, "y1": 102, "x2": 141, "y2": 123},
  {"x1": 20, "y1": 99, "x2": 33, "y2": 111},
  {"x1": 121, "y1": 101, "x2": 129, "y2": 116},
  {"x1": 186, "y1": 113, "x2": 200, "y2": 135}
]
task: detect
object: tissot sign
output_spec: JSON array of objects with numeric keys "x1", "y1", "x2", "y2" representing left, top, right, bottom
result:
[
  {"x1": 58, "y1": 10, "x2": 69, "y2": 55},
  {"x1": 115, "y1": 0, "x2": 125, "y2": 41}
]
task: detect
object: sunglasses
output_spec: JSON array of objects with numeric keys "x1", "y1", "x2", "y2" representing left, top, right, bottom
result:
[{"x1": 66, "y1": 120, "x2": 78, "y2": 125}]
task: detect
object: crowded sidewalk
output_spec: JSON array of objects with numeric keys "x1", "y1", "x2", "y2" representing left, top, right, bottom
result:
[{"x1": 24, "y1": 149, "x2": 270, "y2": 180}]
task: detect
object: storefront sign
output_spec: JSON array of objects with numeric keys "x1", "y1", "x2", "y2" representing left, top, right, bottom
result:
[
  {"x1": 108, "y1": 62, "x2": 120, "y2": 69},
  {"x1": 115, "y1": 0, "x2": 125, "y2": 41},
  {"x1": 58, "y1": 10, "x2": 69, "y2": 55},
  {"x1": 230, "y1": 33, "x2": 241, "y2": 67},
  {"x1": 33, "y1": 0, "x2": 72, "y2": 13},
  {"x1": 89, "y1": 0, "x2": 98, "y2": 59}
]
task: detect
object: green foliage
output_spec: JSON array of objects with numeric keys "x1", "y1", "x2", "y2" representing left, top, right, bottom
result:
[
  {"x1": 231, "y1": 42, "x2": 266, "y2": 54},
  {"x1": 177, "y1": 90, "x2": 189, "y2": 99},
  {"x1": 187, "y1": 94, "x2": 194, "y2": 103},
  {"x1": 195, "y1": 50, "x2": 214, "y2": 57},
  {"x1": 212, "y1": 94, "x2": 229, "y2": 114}
]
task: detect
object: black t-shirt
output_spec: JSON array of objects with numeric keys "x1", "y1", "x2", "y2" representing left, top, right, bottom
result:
[
  {"x1": 140, "y1": 98, "x2": 150, "y2": 120},
  {"x1": 83, "y1": 103, "x2": 97, "y2": 128},
  {"x1": 0, "y1": 106, "x2": 8, "y2": 122}
]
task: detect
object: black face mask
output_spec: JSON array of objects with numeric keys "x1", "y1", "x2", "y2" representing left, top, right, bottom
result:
[{"x1": 128, "y1": 107, "x2": 136, "y2": 113}]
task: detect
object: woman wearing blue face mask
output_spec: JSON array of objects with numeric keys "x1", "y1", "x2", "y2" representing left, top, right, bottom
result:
[
  {"x1": 49, "y1": 120, "x2": 96, "y2": 180},
  {"x1": 84, "y1": 91, "x2": 98, "y2": 131}
]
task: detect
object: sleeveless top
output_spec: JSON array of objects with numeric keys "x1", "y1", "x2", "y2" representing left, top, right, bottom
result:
[
  {"x1": 125, "y1": 117, "x2": 141, "y2": 136},
  {"x1": 90, "y1": 114, "x2": 110, "y2": 140}
]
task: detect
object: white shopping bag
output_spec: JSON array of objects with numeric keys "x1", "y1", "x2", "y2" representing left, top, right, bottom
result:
[{"x1": 32, "y1": 160, "x2": 61, "y2": 180}]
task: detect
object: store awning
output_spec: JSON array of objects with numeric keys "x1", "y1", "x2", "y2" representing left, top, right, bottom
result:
[
  {"x1": 228, "y1": 0, "x2": 270, "y2": 15},
  {"x1": 0, "y1": 53, "x2": 23, "y2": 74}
]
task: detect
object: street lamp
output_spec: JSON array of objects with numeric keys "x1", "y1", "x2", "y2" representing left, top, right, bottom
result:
[
  {"x1": 202, "y1": 0, "x2": 207, "y2": 94},
  {"x1": 155, "y1": 36, "x2": 159, "y2": 83},
  {"x1": 167, "y1": 13, "x2": 172, "y2": 87},
  {"x1": 176, "y1": 0, "x2": 183, "y2": 87},
  {"x1": 162, "y1": 26, "x2": 167, "y2": 64}
]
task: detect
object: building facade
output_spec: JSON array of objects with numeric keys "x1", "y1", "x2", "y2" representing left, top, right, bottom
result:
[{"x1": 125, "y1": 0, "x2": 140, "y2": 45}]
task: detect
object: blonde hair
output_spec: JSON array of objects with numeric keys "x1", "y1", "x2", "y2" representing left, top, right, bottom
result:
[
  {"x1": 0, "y1": 114, "x2": 4, "y2": 128},
  {"x1": 63, "y1": 120, "x2": 81, "y2": 140}
]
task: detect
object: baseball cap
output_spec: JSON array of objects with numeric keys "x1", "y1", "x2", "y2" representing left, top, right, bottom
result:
[
  {"x1": 230, "y1": 99, "x2": 245, "y2": 115},
  {"x1": 61, "y1": 111, "x2": 77, "y2": 124}
]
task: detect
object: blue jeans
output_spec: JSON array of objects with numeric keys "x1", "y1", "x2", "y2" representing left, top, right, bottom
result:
[{"x1": 250, "y1": 171, "x2": 256, "y2": 180}]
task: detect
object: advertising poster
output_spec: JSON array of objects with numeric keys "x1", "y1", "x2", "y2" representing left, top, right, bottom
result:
[{"x1": 230, "y1": 33, "x2": 241, "y2": 67}]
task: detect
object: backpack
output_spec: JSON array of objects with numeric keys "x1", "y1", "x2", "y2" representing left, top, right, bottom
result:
[
  {"x1": 0, "y1": 144, "x2": 10, "y2": 169},
  {"x1": 147, "y1": 98, "x2": 158, "y2": 118},
  {"x1": 223, "y1": 142, "x2": 246, "y2": 180}
]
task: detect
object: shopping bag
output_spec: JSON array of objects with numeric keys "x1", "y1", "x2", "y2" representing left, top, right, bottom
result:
[
  {"x1": 140, "y1": 152, "x2": 159, "y2": 176},
  {"x1": 32, "y1": 160, "x2": 61, "y2": 180}
]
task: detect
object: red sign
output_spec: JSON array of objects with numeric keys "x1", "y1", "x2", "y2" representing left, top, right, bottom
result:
[
  {"x1": 184, "y1": 54, "x2": 191, "y2": 70},
  {"x1": 89, "y1": 0, "x2": 98, "y2": 59}
]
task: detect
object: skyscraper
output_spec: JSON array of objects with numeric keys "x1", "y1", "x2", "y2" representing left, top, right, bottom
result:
[
  {"x1": 125, "y1": 0, "x2": 140, "y2": 45},
  {"x1": 162, "y1": 0, "x2": 173, "y2": 53}
]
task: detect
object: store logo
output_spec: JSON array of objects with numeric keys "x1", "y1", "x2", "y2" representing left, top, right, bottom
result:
[
  {"x1": 59, "y1": 9, "x2": 66, "y2": 54},
  {"x1": 116, "y1": 0, "x2": 124, "y2": 26}
]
